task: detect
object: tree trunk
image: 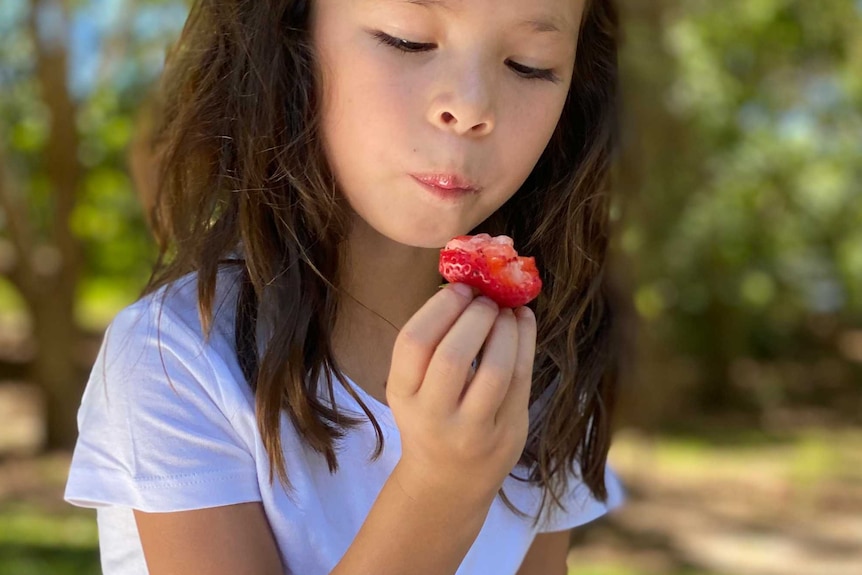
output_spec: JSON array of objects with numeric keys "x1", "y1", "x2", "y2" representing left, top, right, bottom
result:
[
  {"x1": 29, "y1": 287, "x2": 83, "y2": 449},
  {"x1": 19, "y1": 0, "x2": 85, "y2": 449}
]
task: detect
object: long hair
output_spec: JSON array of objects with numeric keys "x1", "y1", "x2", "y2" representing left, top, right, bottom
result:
[{"x1": 138, "y1": 0, "x2": 621, "y2": 527}]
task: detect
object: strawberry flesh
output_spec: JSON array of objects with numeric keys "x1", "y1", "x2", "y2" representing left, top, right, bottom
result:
[{"x1": 438, "y1": 233, "x2": 542, "y2": 308}]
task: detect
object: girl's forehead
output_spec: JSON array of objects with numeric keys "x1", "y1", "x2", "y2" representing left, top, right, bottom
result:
[{"x1": 362, "y1": 0, "x2": 586, "y2": 31}]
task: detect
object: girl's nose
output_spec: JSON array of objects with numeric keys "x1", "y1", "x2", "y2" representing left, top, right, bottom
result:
[{"x1": 426, "y1": 65, "x2": 496, "y2": 137}]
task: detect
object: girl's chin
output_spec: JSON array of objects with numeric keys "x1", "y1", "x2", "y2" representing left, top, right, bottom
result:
[
  {"x1": 346, "y1": 193, "x2": 476, "y2": 249},
  {"x1": 381, "y1": 226, "x2": 463, "y2": 251}
]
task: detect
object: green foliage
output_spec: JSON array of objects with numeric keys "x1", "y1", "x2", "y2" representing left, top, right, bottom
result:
[
  {"x1": 654, "y1": 0, "x2": 861, "y2": 316},
  {"x1": 618, "y1": 0, "x2": 862, "y2": 414},
  {"x1": 0, "y1": 0, "x2": 182, "y2": 323}
]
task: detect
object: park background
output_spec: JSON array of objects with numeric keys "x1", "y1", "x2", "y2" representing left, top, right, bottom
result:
[{"x1": 0, "y1": 0, "x2": 860, "y2": 573}]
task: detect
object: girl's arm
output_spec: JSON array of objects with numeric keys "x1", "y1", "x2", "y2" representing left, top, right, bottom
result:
[
  {"x1": 515, "y1": 530, "x2": 570, "y2": 575},
  {"x1": 132, "y1": 455, "x2": 559, "y2": 575},
  {"x1": 133, "y1": 463, "x2": 495, "y2": 575},
  {"x1": 329, "y1": 462, "x2": 495, "y2": 575},
  {"x1": 134, "y1": 503, "x2": 284, "y2": 575},
  {"x1": 328, "y1": 287, "x2": 537, "y2": 575}
]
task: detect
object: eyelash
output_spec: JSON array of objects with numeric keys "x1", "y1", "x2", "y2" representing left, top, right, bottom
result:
[{"x1": 372, "y1": 31, "x2": 559, "y2": 83}]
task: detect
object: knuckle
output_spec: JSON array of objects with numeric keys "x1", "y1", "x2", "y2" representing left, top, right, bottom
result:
[
  {"x1": 473, "y1": 296, "x2": 500, "y2": 314},
  {"x1": 427, "y1": 360, "x2": 458, "y2": 382},
  {"x1": 397, "y1": 329, "x2": 428, "y2": 352},
  {"x1": 435, "y1": 343, "x2": 468, "y2": 367},
  {"x1": 474, "y1": 364, "x2": 511, "y2": 388}
]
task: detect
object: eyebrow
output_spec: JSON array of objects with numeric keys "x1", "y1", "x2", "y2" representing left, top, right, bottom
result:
[{"x1": 401, "y1": 0, "x2": 569, "y2": 35}]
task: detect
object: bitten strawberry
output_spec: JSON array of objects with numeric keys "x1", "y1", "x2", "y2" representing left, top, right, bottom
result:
[{"x1": 439, "y1": 233, "x2": 542, "y2": 308}]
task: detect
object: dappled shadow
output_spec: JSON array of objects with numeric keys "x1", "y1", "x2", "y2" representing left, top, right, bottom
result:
[
  {"x1": 580, "y1": 448, "x2": 862, "y2": 575},
  {"x1": 648, "y1": 485, "x2": 862, "y2": 560},
  {"x1": 571, "y1": 517, "x2": 726, "y2": 575}
]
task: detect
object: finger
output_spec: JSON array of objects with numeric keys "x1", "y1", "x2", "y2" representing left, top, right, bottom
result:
[
  {"x1": 418, "y1": 296, "x2": 500, "y2": 415},
  {"x1": 459, "y1": 308, "x2": 519, "y2": 422},
  {"x1": 495, "y1": 306, "x2": 537, "y2": 427},
  {"x1": 387, "y1": 283, "x2": 475, "y2": 400}
]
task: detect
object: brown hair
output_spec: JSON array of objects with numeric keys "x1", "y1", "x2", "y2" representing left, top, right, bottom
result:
[{"x1": 138, "y1": 0, "x2": 621, "y2": 527}]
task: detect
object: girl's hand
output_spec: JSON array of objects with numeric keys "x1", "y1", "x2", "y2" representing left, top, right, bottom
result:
[{"x1": 386, "y1": 283, "x2": 537, "y2": 505}]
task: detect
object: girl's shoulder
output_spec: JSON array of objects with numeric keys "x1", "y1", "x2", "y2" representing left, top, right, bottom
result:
[
  {"x1": 127, "y1": 264, "x2": 242, "y2": 339},
  {"x1": 111, "y1": 264, "x2": 244, "y2": 358},
  {"x1": 95, "y1": 264, "x2": 249, "y2": 409},
  {"x1": 66, "y1": 264, "x2": 260, "y2": 513}
]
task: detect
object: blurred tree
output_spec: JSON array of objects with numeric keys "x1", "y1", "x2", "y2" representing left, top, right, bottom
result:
[
  {"x1": 615, "y1": 0, "x2": 862, "y2": 425},
  {"x1": 0, "y1": 0, "x2": 184, "y2": 449},
  {"x1": 0, "y1": 0, "x2": 859, "y2": 451},
  {"x1": 0, "y1": 0, "x2": 85, "y2": 449}
]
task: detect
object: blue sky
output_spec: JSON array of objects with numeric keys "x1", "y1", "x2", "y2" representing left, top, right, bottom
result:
[{"x1": 1, "y1": 0, "x2": 187, "y2": 98}]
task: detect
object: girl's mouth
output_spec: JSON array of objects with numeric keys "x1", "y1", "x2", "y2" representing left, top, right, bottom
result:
[{"x1": 410, "y1": 173, "x2": 481, "y2": 193}]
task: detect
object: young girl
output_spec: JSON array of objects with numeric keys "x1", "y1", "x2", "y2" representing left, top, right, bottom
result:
[{"x1": 65, "y1": 0, "x2": 625, "y2": 573}]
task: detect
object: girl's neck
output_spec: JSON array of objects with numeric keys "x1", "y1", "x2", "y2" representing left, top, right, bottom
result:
[
  {"x1": 336, "y1": 219, "x2": 444, "y2": 333},
  {"x1": 330, "y1": 219, "x2": 445, "y2": 403}
]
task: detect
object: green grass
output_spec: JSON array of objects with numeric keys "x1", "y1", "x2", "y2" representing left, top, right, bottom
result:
[
  {"x1": 0, "y1": 505, "x2": 99, "y2": 575},
  {"x1": 569, "y1": 565, "x2": 717, "y2": 575},
  {"x1": 0, "y1": 546, "x2": 99, "y2": 575},
  {"x1": 569, "y1": 566, "x2": 641, "y2": 575}
]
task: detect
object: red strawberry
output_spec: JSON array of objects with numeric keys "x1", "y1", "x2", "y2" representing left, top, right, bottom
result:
[{"x1": 439, "y1": 233, "x2": 542, "y2": 308}]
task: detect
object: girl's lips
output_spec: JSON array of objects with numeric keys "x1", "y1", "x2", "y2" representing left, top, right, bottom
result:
[
  {"x1": 412, "y1": 178, "x2": 479, "y2": 203},
  {"x1": 410, "y1": 173, "x2": 481, "y2": 192}
]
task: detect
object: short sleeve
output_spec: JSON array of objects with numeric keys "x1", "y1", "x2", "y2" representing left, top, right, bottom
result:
[
  {"x1": 64, "y1": 295, "x2": 260, "y2": 513},
  {"x1": 536, "y1": 463, "x2": 626, "y2": 533}
]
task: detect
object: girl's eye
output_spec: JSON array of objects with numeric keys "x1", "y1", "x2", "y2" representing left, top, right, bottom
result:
[
  {"x1": 373, "y1": 31, "x2": 434, "y2": 53},
  {"x1": 372, "y1": 31, "x2": 560, "y2": 83},
  {"x1": 505, "y1": 60, "x2": 559, "y2": 83}
]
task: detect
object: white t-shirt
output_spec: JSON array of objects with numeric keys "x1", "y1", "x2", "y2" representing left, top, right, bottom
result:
[{"x1": 64, "y1": 266, "x2": 625, "y2": 575}]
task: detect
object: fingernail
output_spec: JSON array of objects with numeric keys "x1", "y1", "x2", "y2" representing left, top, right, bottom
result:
[
  {"x1": 450, "y1": 283, "x2": 473, "y2": 298},
  {"x1": 516, "y1": 306, "x2": 534, "y2": 320},
  {"x1": 476, "y1": 296, "x2": 498, "y2": 310}
]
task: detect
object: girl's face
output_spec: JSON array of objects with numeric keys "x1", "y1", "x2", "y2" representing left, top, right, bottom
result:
[{"x1": 312, "y1": 0, "x2": 584, "y2": 248}]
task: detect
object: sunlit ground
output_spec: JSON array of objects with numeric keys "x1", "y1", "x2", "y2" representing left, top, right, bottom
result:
[
  {"x1": 0, "y1": 427, "x2": 860, "y2": 575},
  {"x1": 566, "y1": 428, "x2": 862, "y2": 575}
]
